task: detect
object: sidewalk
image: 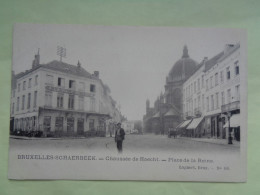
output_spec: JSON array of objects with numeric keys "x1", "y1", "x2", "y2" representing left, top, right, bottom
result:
[
  {"x1": 178, "y1": 137, "x2": 240, "y2": 147},
  {"x1": 9, "y1": 135, "x2": 86, "y2": 140}
]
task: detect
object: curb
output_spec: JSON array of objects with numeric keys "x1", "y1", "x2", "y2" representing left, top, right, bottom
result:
[{"x1": 178, "y1": 137, "x2": 240, "y2": 147}]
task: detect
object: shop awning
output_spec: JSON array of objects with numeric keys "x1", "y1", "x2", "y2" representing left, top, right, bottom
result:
[
  {"x1": 175, "y1": 121, "x2": 184, "y2": 129},
  {"x1": 186, "y1": 117, "x2": 204, "y2": 130},
  {"x1": 223, "y1": 114, "x2": 240, "y2": 128},
  {"x1": 179, "y1": 120, "x2": 192, "y2": 128}
]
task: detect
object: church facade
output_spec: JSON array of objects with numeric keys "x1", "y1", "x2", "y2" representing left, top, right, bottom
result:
[{"x1": 143, "y1": 46, "x2": 198, "y2": 134}]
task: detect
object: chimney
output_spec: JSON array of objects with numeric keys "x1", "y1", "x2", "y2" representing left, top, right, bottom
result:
[
  {"x1": 93, "y1": 71, "x2": 99, "y2": 78},
  {"x1": 77, "y1": 60, "x2": 81, "y2": 68},
  {"x1": 203, "y1": 57, "x2": 208, "y2": 64},
  {"x1": 224, "y1": 44, "x2": 235, "y2": 54}
]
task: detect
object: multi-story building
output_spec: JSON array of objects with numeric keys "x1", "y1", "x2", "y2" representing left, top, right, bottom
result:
[
  {"x1": 182, "y1": 43, "x2": 241, "y2": 141},
  {"x1": 10, "y1": 52, "x2": 122, "y2": 137}
]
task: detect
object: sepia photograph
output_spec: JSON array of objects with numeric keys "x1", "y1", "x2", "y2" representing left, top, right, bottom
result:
[{"x1": 8, "y1": 24, "x2": 247, "y2": 182}]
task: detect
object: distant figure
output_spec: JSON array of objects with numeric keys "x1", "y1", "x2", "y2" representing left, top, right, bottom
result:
[{"x1": 115, "y1": 123, "x2": 125, "y2": 153}]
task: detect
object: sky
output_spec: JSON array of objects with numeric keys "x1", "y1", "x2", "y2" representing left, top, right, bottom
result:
[{"x1": 12, "y1": 24, "x2": 245, "y2": 120}]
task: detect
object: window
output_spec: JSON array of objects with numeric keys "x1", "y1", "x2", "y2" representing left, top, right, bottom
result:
[
  {"x1": 68, "y1": 95, "x2": 74, "y2": 109},
  {"x1": 57, "y1": 93, "x2": 63, "y2": 108},
  {"x1": 210, "y1": 76, "x2": 213, "y2": 88},
  {"x1": 90, "y1": 84, "x2": 96, "y2": 92},
  {"x1": 220, "y1": 71, "x2": 224, "y2": 83},
  {"x1": 23, "y1": 81, "x2": 26, "y2": 90},
  {"x1": 194, "y1": 98, "x2": 197, "y2": 112},
  {"x1": 191, "y1": 83, "x2": 193, "y2": 94},
  {"x1": 236, "y1": 85, "x2": 240, "y2": 101},
  {"x1": 18, "y1": 83, "x2": 21, "y2": 92},
  {"x1": 89, "y1": 119, "x2": 95, "y2": 130},
  {"x1": 235, "y1": 61, "x2": 239, "y2": 75},
  {"x1": 90, "y1": 98, "x2": 95, "y2": 111},
  {"x1": 227, "y1": 89, "x2": 231, "y2": 103},
  {"x1": 45, "y1": 91, "x2": 52, "y2": 107},
  {"x1": 198, "y1": 78, "x2": 200, "y2": 91},
  {"x1": 198, "y1": 95, "x2": 201, "y2": 110},
  {"x1": 69, "y1": 80, "x2": 75, "y2": 89},
  {"x1": 221, "y1": 91, "x2": 225, "y2": 106},
  {"x1": 202, "y1": 95, "x2": 204, "y2": 111},
  {"x1": 27, "y1": 93, "x2": 31, "y2": 109},
  {"x1": 211, "y1": 95, "x2": 214, "y2": 111},
  {"x1": 12, "y1": 103, "x2": 15, "y2": 114},
  {"x1": 78, "y1": 96, "x2": 84, "y2": 110},
  {"x1": 58, "y1": 77, "x2": 65, "y2": 87},
  {"x1": 215, "y1": 73, "x2": 218, "y2": 86},
  {"x1": 16, "y1": 97, "x2": 20, "y2": 111},
  {"x1": 206, "y1": 79, "x2": 209, "y2": 90},
  {"x1": 194, "y1": 82, "x2": 196, "y2": 93},
  {"x1": 202, "y1": 75, "x2": 204, "y2": 88},
  {"x1": 55, "y1": 117, "x2": 63, "y2": 131},
  {"x1": 35, "y1": 75, "x2": 38, "y2": 86},
  {"x1": 206, "y1": 97, "x2": 209, "y2": 112},
  {"x1": 216, "y1": 93, "x2": 219, "y2": 109},
  {"x1": 33, "y1": 91, "x2": 37, "y2": 108},
  {"x1": 28, "y1": 78, "x2": 32, "y2": 88},
  {"x1": 46, "y1": 75, "x2": 54, "y2": 85},
  {"x1": 22, "y1": 95, "x2": 25, "y2": 110},
  {"x1": 226, "y1": 67, "x2": 230, "y2": 80}
]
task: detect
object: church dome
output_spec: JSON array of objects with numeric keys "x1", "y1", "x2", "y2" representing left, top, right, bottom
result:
[{"x1": 167, "y1": 45, "x2": 198, "y2": 83}]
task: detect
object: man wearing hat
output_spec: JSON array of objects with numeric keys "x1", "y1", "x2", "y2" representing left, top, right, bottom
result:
[{"x1": 115, "y1": 123, "x2": 125, "y2": 153}]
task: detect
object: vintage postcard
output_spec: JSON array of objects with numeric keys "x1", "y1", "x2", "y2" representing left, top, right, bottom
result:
[{"x1": 8, "y1": 24, "x2": 247, "y2": 182}]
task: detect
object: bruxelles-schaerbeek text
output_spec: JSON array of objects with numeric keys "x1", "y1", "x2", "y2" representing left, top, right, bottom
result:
[{"x1": 17, "y1": 154, "x2": 230, "y2": 171}]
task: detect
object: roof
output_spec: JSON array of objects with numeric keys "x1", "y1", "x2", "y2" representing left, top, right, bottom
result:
[
  {"x1": 152, "y1": 112, "x2": 160, "y2": 118},
  {"x1": 204, "y1": 43, "x2": 240, "y2": 72},
  {"x1": 15, "y1": 60, "x2": 96, "y2": 80},
  {"x1": 164, "y1": 108, "x2": 179, "y2": 116},
  {"x1": 204, "y1": 52, "x2": 224, "y2": 72},
  {"x1": 41, "y1": 60, "x2": 94, "y2": 79},
  {"x1": 167, "y1": 46, "x2": 198, "y2": 82},
  {"x1": 186, "y1": 117, "x2": 204, "y2": 130}
]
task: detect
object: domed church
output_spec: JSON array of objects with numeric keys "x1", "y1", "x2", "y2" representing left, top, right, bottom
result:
[{"x1": 143, "y1": 46, "x2": 198, "y2": 134}]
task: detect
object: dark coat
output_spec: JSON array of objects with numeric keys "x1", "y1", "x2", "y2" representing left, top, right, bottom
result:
[{"x1": 115, "y1": 128, "x2": 125, "y2": 142}]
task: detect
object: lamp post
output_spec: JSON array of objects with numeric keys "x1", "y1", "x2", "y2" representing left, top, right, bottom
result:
[{"x1": 227, "y1": 112, "x2": 233, "y2": 144}]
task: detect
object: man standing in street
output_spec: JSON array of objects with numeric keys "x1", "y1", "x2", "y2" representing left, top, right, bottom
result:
[{"x1": 115, "y1": 123, "x2": 125, "y2": 153}]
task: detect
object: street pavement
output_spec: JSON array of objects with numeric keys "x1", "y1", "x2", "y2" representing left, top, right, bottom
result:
[{"x1": 9, "y1": 134, "x2": 240, "y2": 154}]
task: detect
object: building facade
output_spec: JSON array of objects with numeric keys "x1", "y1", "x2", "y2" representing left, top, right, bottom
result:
[
  {"x1": 10, "y1": 53, "x2": 123, "y2": 137},
  {"x1": 143, "y1": 46, "x2": 198, "y2": 134},
  {"x1": 182, "y1": 43, "x2": 241, "y2": 141}
]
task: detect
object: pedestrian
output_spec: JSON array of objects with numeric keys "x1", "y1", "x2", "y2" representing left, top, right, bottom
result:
[{"x1": 115, "y1": 123, "x2": 125, "y2": 153}]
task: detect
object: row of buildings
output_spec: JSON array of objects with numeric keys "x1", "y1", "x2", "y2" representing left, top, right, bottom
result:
[
  {"x1": 143, "y1": 43, "x2": 241, "y2": 141},
  {"x1": 10, "y1": 51, "x2": 124, "y2": 137}
]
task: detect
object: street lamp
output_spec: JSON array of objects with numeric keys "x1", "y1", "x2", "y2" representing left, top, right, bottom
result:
[{"x1": 227, "y1": 112, "x2": 233, "y2": 144}]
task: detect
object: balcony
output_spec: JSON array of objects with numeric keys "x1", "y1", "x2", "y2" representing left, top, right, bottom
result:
[{"x1": 221, "y1": 101, "x2": 240, "y2": 113}]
